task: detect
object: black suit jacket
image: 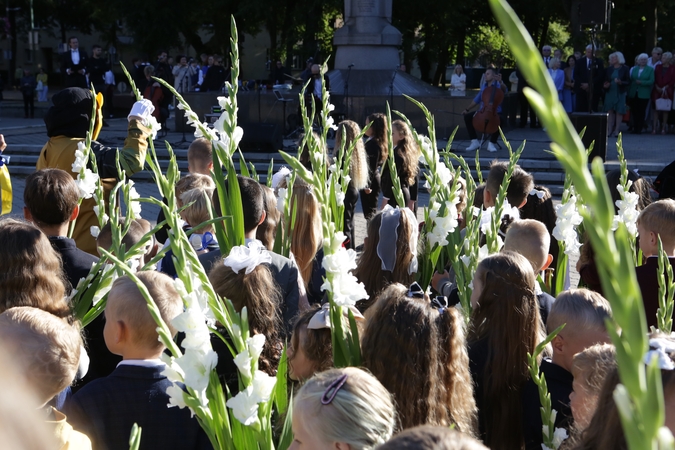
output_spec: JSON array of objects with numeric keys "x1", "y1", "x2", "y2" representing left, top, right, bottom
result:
[
  {"x1": 522, "y1": 359, "x2": 573, "y2": 450},
  {"x1": 65, "y1": 365, "x2": 212, "y2": 450},
  {"x1": 199, "y1": 244, "x2": 300, "y2": 336},
  {"x1": 574, "y1": 56, "x2": 605, "y2": 93},
  {"x1": 61, "y1": 49, "x2": 89, "y2": 88},
  {"x1": 49, "y1": 236, "x2": 99, "y2": 291},
  {"x1": 636, "y1": 256, "x2": 675, "y2": 329}
]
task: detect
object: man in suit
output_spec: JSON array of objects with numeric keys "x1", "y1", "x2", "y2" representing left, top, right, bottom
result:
[
  {"x1": 199, "y1": 176, "x2": 304, "y2": 336},
  {"x1": 61, "y1": 36, "x2": 88, "y2": 88},
  {"x1": 542, "y1": 45, "x2": 552, "y2": 68},
  {"x1": 574, "y1": 44, "x2": 605, "y2": 112}
]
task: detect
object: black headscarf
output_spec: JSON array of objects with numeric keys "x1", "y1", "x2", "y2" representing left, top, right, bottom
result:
[{"x1": 44, "y1": 87, "x2": 94, "y2": 138}]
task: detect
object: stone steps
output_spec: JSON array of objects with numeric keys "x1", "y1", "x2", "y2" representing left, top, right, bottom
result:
[{"x1": 5, "y1": 145, "x2": 664, "y2": 199}]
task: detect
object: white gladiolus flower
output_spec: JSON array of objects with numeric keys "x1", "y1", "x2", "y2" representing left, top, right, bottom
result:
[
  {"x1": 160, "y1": 354, "x2": 185, "y2": 383},
  {"x1": 227, "y1": 386, "x2": 260, "y2": 427},
  {"x1": 336, "y1": 191, "x2": 345, "y2": 206},
  {"x1": 76, "y1": 169, "x2": 99, "y2": 199},
  {"x1": 551, "y1": 427, "x2": 568, "y2": 448},
  {"x1": 612, "y1": 184, "x2": 640, "y2": 236},
  {"x1": 321, "y1": 271, "x2": 369, "y2": 307},
  {"x1": 90, "y1": 226, "x2": 100, "y2": 238},
  {"x1": 553, "y1": 195, "x2": 583, "y2": 257},
  {"x1": 327, "y1": 103, "x2": 336, "y2": 112},
  {"x1": 173, "y1": 307, "x2": 212, "y2": 353},
  {"x1": 326, "y1": 115, "x2": 337, "y2": 131},
  {"x1": 247, "y1": 335, "x2": 266, "y2": 361},
  {"x1": 233, "y1": 349, "x2": 252, "y2": 376},
  {"x1": 145, "y1": 115, "x2": 161, "y2": 140},
  {"x1": 175, "y1": 348, "x2": 217, "y2": 393},
  {"x1": 72, "y1": 147, "x2": 87, "y2": 173},
  {"x1": 251, "y1": 370, "x2": 276, "y2": 403},
  {"x1": 276, "y1": 188, "x2": 287, "y2": 213},
  {"x1": 166, "y1": 384, "x2": 189, "y2": 410}
]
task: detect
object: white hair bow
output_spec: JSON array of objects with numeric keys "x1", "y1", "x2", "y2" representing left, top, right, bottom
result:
[{"x1": 223, "y1": 240, "x2": 272, "y2": 274}]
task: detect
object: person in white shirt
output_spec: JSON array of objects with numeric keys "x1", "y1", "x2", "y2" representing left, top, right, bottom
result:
[{"x1": 450, "y1": 64, "x2": 466, "y2": 96}]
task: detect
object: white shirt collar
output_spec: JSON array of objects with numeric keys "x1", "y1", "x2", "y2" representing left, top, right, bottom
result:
[{"x1": 117, "y1": 359, "x2": 165, "y2": 368}]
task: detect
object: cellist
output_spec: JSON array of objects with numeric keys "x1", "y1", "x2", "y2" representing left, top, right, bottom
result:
[{"x1": 462, "y1": 67, "x2": 508, "y2": 153}]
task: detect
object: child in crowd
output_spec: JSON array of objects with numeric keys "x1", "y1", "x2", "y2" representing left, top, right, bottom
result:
[
  {"x1": 23, "y1": 168, "x2": 99, "y2": 291},
  {"x1": 503, "y1": 219, "x2": 556, "y2": 324},
  {"x1": 256, "y1": 185, "x2": 280, "y2": 250},
  {"x1": 635, "y1": 199, "x2": 675, "y2": 328},
  {"x1": 362, "y1": 282, "x2": 477, "y2": 434},
  {"x1": 199, "y1": 176, "x2": 304, "y2": 335},
  {"x1": 569, "y1": 343, "x2": 617, "y2": 431},
  {"x1": 569, "y1": 334, "x2": 675, "y2": 449},
  {"x1": 353, "y1": 206, "x2": 418, "y2": 310},
  {"x1": 160, "y1": 182, "x2": 218, "y2": 278},
  {"x1": 522, "y1": 289, "x2": 612, "y2": 450},
  {"x1": 520, "y1": 185, "x2": 560, "y2": 288},
  {"x1": 287, "y1": 304, "x2": 355, "y2": 381},
  {"x1": 578, "y1": 169, "x2": 651, "y2": 295},
  {"x1": 65, "y1": 272, "x2": 210, "y2": 450},
  {"x1": 334, "y1": 120, "x2": 369, "y2": 249},
  {"x1": 0, "y1": 307, "x2": 91, "y2": 449},
  {"x1": 360, "y1": 113, "x2": 389, "y2": 221},
  {"x1": 467, "y1": 252, "x2": 543, "y2": 450},
  {"x1": 380, "y1": 120, "x2": 419, "y2": 210},
  {"x1": 483, "y1": 161, "x2": 534, "y2": 209},
  {"x1": 0, "y1": 218, "x2": 70, "y2": 319},
  {"x1": 379, "y1": 426, "x2": 488, "y2": 450},
  {"x1": 277, "y1": 178, "x2": 324, "y2": 303},
  {"x1": 208, "y1": 240, "x2": 283, "y2": 388},
  {"x1": 156, "y1": 139, "x2": 214, "y2": 243},
  {"x1": 187, "y1": 137, "x2": 213, "y2": 175},
  {"x1": 96, "y1": 217, "x2": 157, "y2": 268},
  {"x1": 290, "y1": 367, "x2": 396, "y2": 449}
]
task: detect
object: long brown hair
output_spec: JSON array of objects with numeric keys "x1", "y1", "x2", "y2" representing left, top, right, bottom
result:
[
  {"x1": 468, "y1": 251, "x2": 543, "y2": 450},
  {"x1": 367, "y1": 113, "x2": 389, "y2": 164},
  {"x1": 334, "y1": 120, "x2": 369, "y2": 191},
  {"x1": 0, "y1": 219, "x2": 70, "y2": 318},
  {"x1": 391, "y1": 120, "x2": 420, "y2": 186},
  {"x1": 362, "y1": 283, "x2": 477, "y2": 434},
  {"x1": 353, "y1": 209, "x2": 416, "y2": 310},
  {"x1": 208, "y1": 262, "x2": 282, "y2": 374}
]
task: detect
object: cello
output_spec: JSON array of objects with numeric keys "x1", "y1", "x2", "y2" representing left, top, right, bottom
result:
[{"x1": 472, "y1": 70, "x2": 505, "y2": 134}]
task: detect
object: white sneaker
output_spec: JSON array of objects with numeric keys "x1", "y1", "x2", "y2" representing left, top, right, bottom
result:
[
  {"x1": 487, "y1": 142, "x2": 498, "y2": 152},
  {"x1": 466, "y1": 139, "x2": 480, "y2": 151}
]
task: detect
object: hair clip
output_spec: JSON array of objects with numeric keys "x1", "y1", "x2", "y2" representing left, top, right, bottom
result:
[
  {"x1": 529, "y1": 189, "x2": 545, "y2": 199},
  {"x1": 430, "y1": 296, "x2": 449, "y2": 314},
  {"x1": 644, "y1": 338, "x2": 675, "y2": 370},
  {"x1": 407, "y1": 282, "x2": 424, "y2": 299},
  {"x1": 321, "y1": 374, "x2": 348, "y2": 405}
]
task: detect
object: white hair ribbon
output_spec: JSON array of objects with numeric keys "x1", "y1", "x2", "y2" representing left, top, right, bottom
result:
[
  {"x1": 376, "y1": 205, "x2": 419, "y2": 275},
  {"x1": 306, "y1": 302, "x2": 365, "y2": 330},
  {"x1": 530, "y1": 189, "x2": 546, "y2": 199},
  {"x1": 271, "y1": 166, "x2": 291, "y2": 189},
  {"x1": 644, "y1": 338, "x2": 675, "y2": 370},
  {"x1": 223, "y1": 240, "x2": 272, "y2": 274}
]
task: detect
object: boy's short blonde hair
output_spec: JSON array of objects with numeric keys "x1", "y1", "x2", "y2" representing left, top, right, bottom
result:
[
  {"x1": 0, "y1": 307, "x2": 82, "y2": 402},
  {"x1": 97, "y1": 218, "x2": 152, "y2": 253},
  {"x1": 187, "y1": 138, "x2": 213, "y2": 175},
  {"x1": 175, "y1": 173, "x2": 215, "y2": 207},
  {"x1": 180, "y1": 187, "x2": 215, "y2": 231},
  {"x1": 637, "y1": 199, "x2": 675, "y2": 248},
  {"x1": 547, "y1": 289, "x2": 612, "y2": 335},
  {"x1": 504, "y1": 219, "x2": 551, "y2": 272},
  {"x1": 107, "y1": 272, "x2": 183, "y2": 350}
]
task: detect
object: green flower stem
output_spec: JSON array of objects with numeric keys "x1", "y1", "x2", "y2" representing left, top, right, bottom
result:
[
  {"x1": 489, "y1": 0, "x2": 670, "y2": 448},
  {"x1": 656, "y1": 237, "x2": 675, "y2": 333}
]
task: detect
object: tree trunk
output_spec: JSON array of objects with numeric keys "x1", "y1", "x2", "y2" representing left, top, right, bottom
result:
[
  {"x1": 456, "y1": 31, "x2": 466, "y2": 67},
  {"x1": 8, "y1": 6, "x2": 17, "y2": 88},
  {"x1": 645, "y1": 0, "x2": 658, "y2": 50}
]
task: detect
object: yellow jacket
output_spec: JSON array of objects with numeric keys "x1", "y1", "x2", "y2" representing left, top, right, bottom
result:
[
  {"x1": 36, "y1": 119, "x2": 151, "y2": 255},
  {"x1": 48, "y1": 407, "x2": 93, "y2": 450}
]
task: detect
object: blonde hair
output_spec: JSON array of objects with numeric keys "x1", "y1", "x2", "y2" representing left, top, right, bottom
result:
[
  {"x1": 378, "y1": 425, "x2": 488, "y2": 450},
  {"x1": 504, "y1": 219, "x2": 551, "y2": 272},
  {"x1": 547, "y1": 289, "x2": 612, "y2": 335},
  {"x1": 334, "y1": 120, "x2": 370, "y2": 190},
  {"x1": 363, "y1": 283, "x2": 477, "y2": 434},
  {"x1": 572, "y1": 343, "x2": 616, "y2": 397},
  {"x1": 187, "y1": 138, "x2": 213, "y2": 175},
  {"x1": 294, "y1": 367, "x2": 396, "y2": 449},
  {"x1": 0, "y1": 307, "x2": 81, "y2": 402},
  {"x1": 637, "y1": 199, "x2": 675, "y2": 248},
  {"x1": 175, "y1": 173, "x2": 215, "y2": 208},
  {"x1": 548, "y1": 57, "x2": 561, "y2": 69},
  {"x1": 97, "y1": 218, "x2": 153, "y2": 258},
  {"x1": 280, "y1": 178, "x2": 322, "y2": 288},
  {"x1": 391, "y1": 120, "x2": 420, "y2": 186},
  {"x1": 180, "y1": 186, "x2": 215, "y2": 232},
  {"x1": 0, "y1": 219, "x2": 70, "y2": 318},
  {"x1": 107, "y1": 272, "x2": 183, "y2": 350},
  {"x1": 257, "y1": 185, "x2": 280, "y2": 251}
]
